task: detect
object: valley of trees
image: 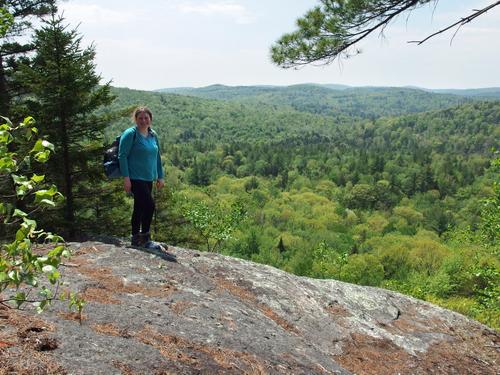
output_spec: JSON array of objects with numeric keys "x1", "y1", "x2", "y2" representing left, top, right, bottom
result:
[
  {"x1": 103, "y1": 86, "x2": 500, "y2": 329},
  {"x1": 0, "y1": 3, "x2": 499, "y2": 329}
]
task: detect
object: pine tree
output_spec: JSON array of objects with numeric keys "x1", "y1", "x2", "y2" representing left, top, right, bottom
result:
[
  {"x1": 271, "y1": 1, "x2": 500, "y2": 68},
  {"x1": 0, "y1": 0, "x2": 56, "y2": 115},
  {"x1": 277, "y1": 236, "x2": 286, "y2": 253},
  {"x1": 20, "y1": 13, "x2": 114, "y2": 237}
]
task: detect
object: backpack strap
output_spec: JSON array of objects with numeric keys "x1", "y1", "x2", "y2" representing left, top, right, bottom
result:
[
  {"x1": 148, "y1": 127, "x2": 157, "y2": 138},
  {"x1": 148, "y1": 128, "x2": 159, "y2": 148}
]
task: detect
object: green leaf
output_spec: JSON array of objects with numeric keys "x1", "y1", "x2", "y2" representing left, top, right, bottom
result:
[
  {"x1": 31, "y1": 139, "x2": 45, "y2": 152},
  {"x1": 33, "y1": 150, "x2": 50, "y2": 163},
  {"x1": 31, "y1": 139, "x2": 54, "y2": 157},
  {"x1": 34, "y1": 298, "x2": 50, "y2": 313},
  {"x1": 34, "y1": 185, "x2": 59, "y2": 203},
  {"x1": 33, "y1": 301, "x2": 43, "y2": 314},
  {"x1": 23, "y1": 116, "x2": 35, "y2": 127},
  {"x1": 13, "y1": 209, "x2": 28, "y2": 218},
  {"x1": 8, "y1": 270, "x2": 20, "y2": 283},
  {"x1": 39, "y1": 286, "x2": 53, "y2": 299},
  {"x1": 0, "y1": 129, "x2": 13, "y2": 144},
  {"x1": 42, "y1": 265, "x2": 56, "y2": 274},
  {"x1": 48, "y1": 245, "x2": 66, "y2": 257},
  {"x1": 43, "y1": 233, "x2": 65, "y2": 243},
  {"x1": 41, "y1": 140, "x2": 54, "y2": 151},
  {"x1": 31, "y1": 174, "x2": 45, "y2": 183},
  {"x1": 13, "y1": 174, "x2": 34, "y2": 196},
  {"x1": 15, "y1": 184, "x2": 28, "y2": 197},
  {"x1": 14, "y1": 292, "x2": 26, "y2": 308},
  {"x1": 11, "y1": 174, "x2": 26, "y2": 184},
  {"x1": 15, "y1": 226, "x2": 29, "y2": 241},
  {"x1": 39, "y1": 199, "x2": 56, "y2": 207},
  {"x1": 0, "y1": 116, "x2": 12, "y2": 127},
  {"x1": 48, "y1": 271, "x2": 60, "y2": 284},
  {"x1": 0, "y1": 155, "x2": 16, "y2": 173},
  {"x1": 25, "y1": 275, "x2": 38, "y2": 287},
  {"x1": 22, "y1": 218, "x2": 37, "y2": 229}
]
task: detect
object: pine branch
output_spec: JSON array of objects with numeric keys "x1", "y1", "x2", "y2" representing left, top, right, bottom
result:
[{"x1": 408, "y1": 1, "x2": 500, "y2": 45}]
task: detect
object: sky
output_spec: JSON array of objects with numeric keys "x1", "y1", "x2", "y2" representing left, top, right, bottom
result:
[{"x1": 57, "y1": 0, "x2": 500, "y2": 91}]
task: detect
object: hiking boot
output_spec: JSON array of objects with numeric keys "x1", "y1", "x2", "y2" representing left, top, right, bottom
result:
[
  {"x1": 141, "y1": 232, "x2": 151, "y2": 244},
  {"x1": 131, "y1": 233, "x2": 145, "y2": 247}
]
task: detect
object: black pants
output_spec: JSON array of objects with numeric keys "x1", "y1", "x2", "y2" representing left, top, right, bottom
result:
[{"x1": 130, "y1": 180, "x2": 154, "y2": 236}]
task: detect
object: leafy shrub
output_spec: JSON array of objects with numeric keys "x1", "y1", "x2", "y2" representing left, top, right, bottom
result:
[
  {"x1": 181, "y1": 197, "x2": 246, "y2": 252},
  {"x1": 339, "y1": 254, "x2": 385, "y2": 286},
  {"x1": 0, "y1": 116, "x2": 68, "y2": 311}
]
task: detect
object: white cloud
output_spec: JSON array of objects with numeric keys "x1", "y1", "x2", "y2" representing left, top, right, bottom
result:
[{"x1": 175, "y1": 1, "x2": 255, "y2": 24}]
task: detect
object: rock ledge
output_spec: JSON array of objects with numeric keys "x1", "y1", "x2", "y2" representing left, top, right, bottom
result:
[{"x1": 0, "y1": 241, "x2": 498, "y2": 374}]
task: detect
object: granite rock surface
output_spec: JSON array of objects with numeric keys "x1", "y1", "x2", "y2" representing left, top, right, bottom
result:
[{"x1": 0, "y1": 241, "x2": 498, "y2": 374}]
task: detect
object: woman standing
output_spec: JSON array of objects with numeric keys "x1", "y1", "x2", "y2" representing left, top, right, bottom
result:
[{"x1": 119, "y1": 106, "x2": 164, "y2": 248}]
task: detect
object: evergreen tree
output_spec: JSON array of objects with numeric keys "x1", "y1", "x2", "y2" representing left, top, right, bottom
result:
[
  {"x1": 20, "y1": 13, "x2": 114, "y2": 237},
  {"x1": 0, "y1": 0, "x2": 56, "y2": 115},
  {"x1": 277, "y1": 236, "x2": 286, "y2": 253},
  {"x1": 0, "y1": 6, "x2": 13, "y2": 37}
]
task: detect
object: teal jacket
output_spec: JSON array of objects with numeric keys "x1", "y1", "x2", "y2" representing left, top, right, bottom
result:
[{"x1": 118, "y1": 126, "x2": 164, "y2": 181}]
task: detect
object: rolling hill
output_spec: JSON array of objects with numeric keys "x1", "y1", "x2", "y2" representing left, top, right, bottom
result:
[{"x1": 155, "y1": 84, "x2": 478, "y2": 119}]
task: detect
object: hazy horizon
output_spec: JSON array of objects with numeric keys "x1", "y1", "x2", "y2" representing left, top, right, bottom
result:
[
  {"x1": 124, "y1": 83, "x2": 500, "y2": 92},
  {"x1": 60, "y1": 0, "x2": 500, "y2": 91}
]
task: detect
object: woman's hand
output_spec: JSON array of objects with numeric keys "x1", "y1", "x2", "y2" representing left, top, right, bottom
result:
[
  {"x1": 124, "y1": 177, "x2": 132, "y2": 193},
  {"x1": 157, "y1": 179, "x2": 165, "y2": 189}
]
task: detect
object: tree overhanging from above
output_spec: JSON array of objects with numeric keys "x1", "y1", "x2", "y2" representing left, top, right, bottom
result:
[{"x1": 270, "y1": 0, "x2": 500, "y2": 68}]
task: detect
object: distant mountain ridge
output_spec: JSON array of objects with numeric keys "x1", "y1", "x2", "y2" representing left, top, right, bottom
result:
[
  {"x1": 106, "y1": 86, "x2": 499, "y2": 158},
  {"x1": 155, "y1": 83, "x2": 490, "y2": 120},
  {"x1": 157, "y1": 83, "x2": 500, "y2": 99},
  {"x1": 421, "y1": 87, "x2": 500, "y2": 98}
]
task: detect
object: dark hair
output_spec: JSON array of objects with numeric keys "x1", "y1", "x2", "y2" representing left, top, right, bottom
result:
[{"x1": 132, "y1": 106, "x2": 153, "y2": 121}]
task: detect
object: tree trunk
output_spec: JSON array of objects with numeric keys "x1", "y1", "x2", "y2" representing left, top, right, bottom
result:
[
  {"x1": 0, "y1": 54, "x2": 9, "y2": 115},
  {"x1": 61, "y1": 117, "x2": 75, "y2": 238}
]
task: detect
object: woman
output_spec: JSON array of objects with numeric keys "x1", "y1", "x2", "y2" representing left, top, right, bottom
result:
[{"x1": 119, "y1": 106, "x2": 164, "y2": 248}]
